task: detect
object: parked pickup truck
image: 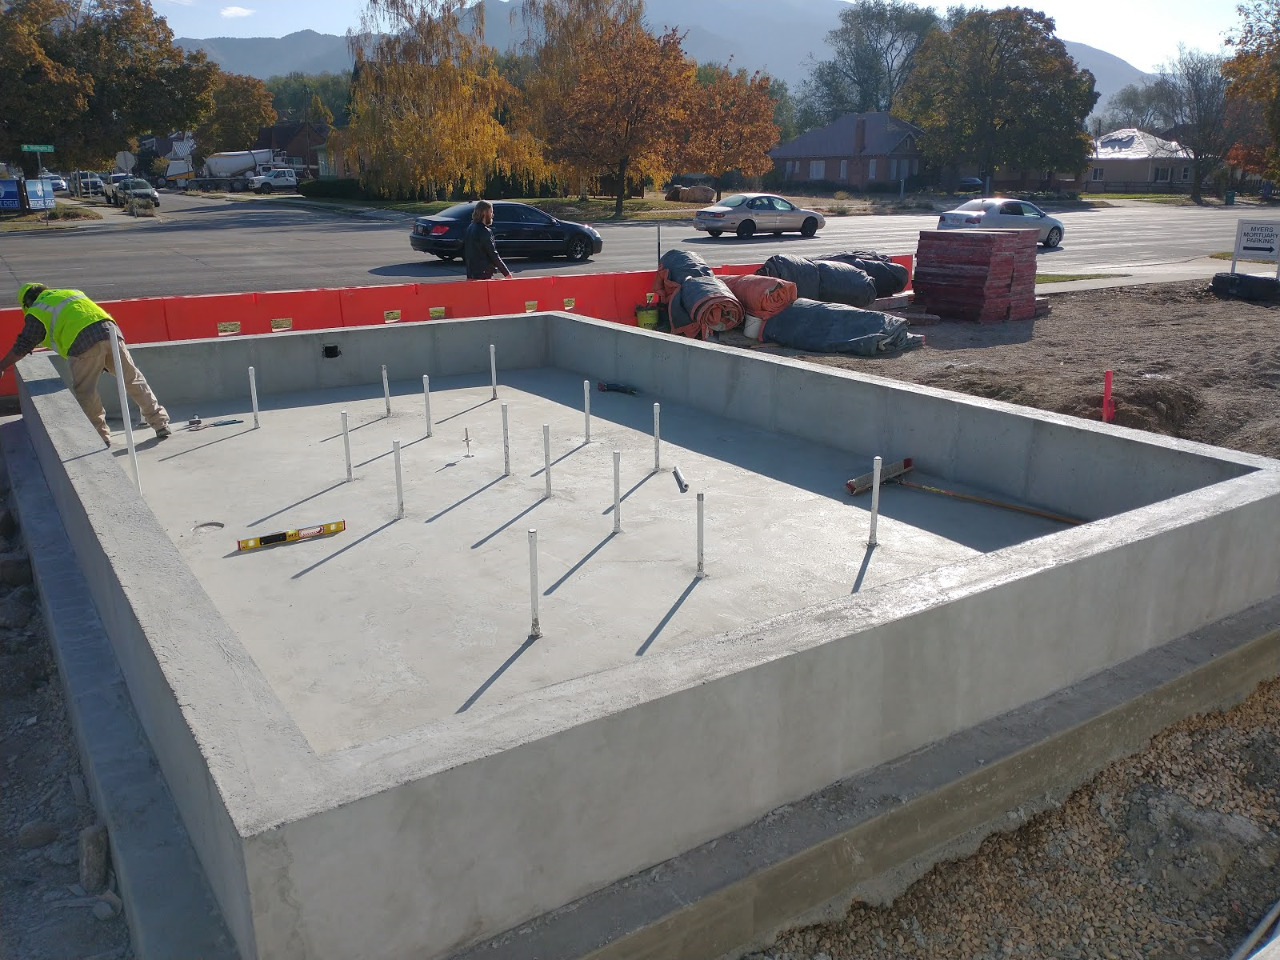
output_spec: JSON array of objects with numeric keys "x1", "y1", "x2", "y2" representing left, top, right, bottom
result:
[
  {"x1": 101, "y1": 173, "x2": 131, "y2": 204},
  {"x1": 249, "y1": 169, "x2": 298, "y2": 193}
]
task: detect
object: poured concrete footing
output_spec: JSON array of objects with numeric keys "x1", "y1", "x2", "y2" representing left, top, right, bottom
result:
[{"x1": 13, "y1": 312, "x2": 1280, "y2": 960}]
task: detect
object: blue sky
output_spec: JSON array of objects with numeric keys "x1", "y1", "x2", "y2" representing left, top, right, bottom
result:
[{"x1": 156, "y1": 0, "x2": 1246, "y2": 73}]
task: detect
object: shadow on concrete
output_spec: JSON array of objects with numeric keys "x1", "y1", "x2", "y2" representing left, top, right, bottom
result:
[
  {"x1": 456, "y1": 633, "x2": 539, "y2": 713},
  {"x1": 532, "y1": 440, "x2": 587, "y2": 477},
  {"x1": 602, "y1": 470, "x2": 655, "y2": 515},
  {"x1": 636, "y1": 576, "x2": 702, "y2": 656},
  {"x1": 427, "y1": 475, "x2": 506, "y2": 523},
  {"x1": 681, "y1": 233, "x2": 821, "y2": 247},
  {"x1": 544, "y1": 532, "x2": 618, "y2": 596},
  {"x1": 249, "y1": 480, "x2": 347, "y2": 527},
  {"x1": 353, "y1": 434, "x2": 426, "y2": 469},
  {"x1": 434, "y1": 397, "x2": 493, "y2": 426},
  {"x1": 472, "y1": 498, "x2": 545, "y2": 549},
  {"x1": 850, "y1": 542, "x2": 876, "y2": 593},
  {"x1": 290, "y1": 519, "x2": 398, "y2": 578},
  {"x1": 319, "y1": 414, "x2": 386, "y2": 443},
  {"x1": 155, "y1": 426, "x2": 253, "y2": 462}
]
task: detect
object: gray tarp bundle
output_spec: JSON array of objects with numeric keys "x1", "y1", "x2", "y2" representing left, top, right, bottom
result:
[
  {"x1": 757, "y1": 255, "x2": 878, "y2": 308},
  {"x1": 658, "y1": 249, "x2": 713, "y2": 284},
  {"x1": 815, "y1": 250, "x2": 910, "y2": 298},
  {"x1": 668, "y1": 274, "x2": 742, "y2": 336},
  {"x1": 762, "y1": 298, "x2": 924, "y2": 356}
]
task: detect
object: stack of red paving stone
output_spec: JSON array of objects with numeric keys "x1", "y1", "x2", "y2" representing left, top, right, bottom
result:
[{"x1": 911, "y1": 228, "x2": 1039, "y2": 323}]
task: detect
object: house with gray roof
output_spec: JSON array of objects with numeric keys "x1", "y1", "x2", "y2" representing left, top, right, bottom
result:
[
  {"x1": 769, "y1": 112, "x2": 924, "y2": 189},
  {"x1": 1086, "y1": 128, "x2": 1191, "y2": 192}
]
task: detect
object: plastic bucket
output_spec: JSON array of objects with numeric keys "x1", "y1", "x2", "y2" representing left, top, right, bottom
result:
[{"x1": 636, "y1": 306, "x2": 659, "y2": 329}]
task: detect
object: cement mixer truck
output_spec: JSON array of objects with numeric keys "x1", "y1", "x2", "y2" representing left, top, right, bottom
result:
[{"x1": 166, "y1": 149, "x2": 279, "y2": 192}]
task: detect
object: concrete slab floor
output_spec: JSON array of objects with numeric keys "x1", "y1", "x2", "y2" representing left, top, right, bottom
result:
[{"x1": 117, "y1": 367, "x2": 1064, "y2": 754}]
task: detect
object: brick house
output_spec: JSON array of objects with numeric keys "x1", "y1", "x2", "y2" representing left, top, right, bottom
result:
[
  {"x1": 770, "y1": 112, "x2": 925, "y2": 189},
  {"x1": 1085, "y1": 128, "x2": 1192, "y2": 192}
]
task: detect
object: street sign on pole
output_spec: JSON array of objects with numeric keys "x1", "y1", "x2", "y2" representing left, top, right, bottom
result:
[
  {"x1": 1231, "y1": 220, "x2": 1280, "y2": 279},
  {"x1": 20, "y1": 144, "x2": 54, "y2": 153}
]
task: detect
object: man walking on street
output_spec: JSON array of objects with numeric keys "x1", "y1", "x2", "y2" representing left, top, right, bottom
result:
[
  {"x1": 463, "y1": 200, "x2": 513, "y2": 280},
  {"x1": 0, "y1": 283, "x2": 171, "y2": 447}
]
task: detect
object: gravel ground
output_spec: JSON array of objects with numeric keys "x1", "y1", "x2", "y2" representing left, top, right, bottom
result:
[{"x1": 1, "y1": 279, "x2": 1277, "y2": 958}]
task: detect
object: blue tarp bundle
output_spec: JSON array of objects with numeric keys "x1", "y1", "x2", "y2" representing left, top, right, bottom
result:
[
  {"x1": 757, "y1": 255, "x2": 877, "y2": 307},
  {"x1": 658, "y1": 249, "x2": 713, "y2": 284},
  {"x1": 815, "y1": 251, "x2": 910, "y2": 298},
  {"x1": 668, "y1": 274, "x2": 743, "y2": 337},
  {"x1": 762, "y1": 298, "x2": 924, "y2": 356}
]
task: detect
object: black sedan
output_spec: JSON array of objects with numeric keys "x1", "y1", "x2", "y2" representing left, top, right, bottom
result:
[{"x1": 410, "y1": 201, "x2": 602, "y2": 263}]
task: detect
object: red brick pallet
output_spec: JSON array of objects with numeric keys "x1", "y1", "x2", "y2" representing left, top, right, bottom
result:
[{"x1": 913, "y1": 229, "x2": 1039, "y2": 323}]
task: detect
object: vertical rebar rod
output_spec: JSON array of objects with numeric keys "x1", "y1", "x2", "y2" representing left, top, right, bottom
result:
[
  {"x1": 542, "y1": 424, "x2": 552, "y2": 498},
  {"x1": 868, "y1": 455, "x2": 882, "y2": 547},
  {"x1": 528, "y1": 529, "x2": 542, "y2": 638},
  {"x1": 489, "y1": 344, "x2": 498, "y2": 400},
  {"x1": 423, "y1": 375, "x2": 432, "y2": 437},
  {"x1": 108, "y1": 325, "x2": 140, "y2": 493},
  {"x1": 393, "y1": 439, "x2": 404, "y2": 519},
  {"x1": 341, "y1": 410, "x2": 352, "y2": 481},
  {"x1": 696, "y1": 492, "x2": 705, "y2": 578},
  {"x1": 248, "y1": 365, "x2": 260, "y2": 428},
  {"x1": 613, "y1": 450, "x2": 621, "y2": 534},
  {"x1": 583, "y1": 380, "x2": 591, "y2": 442},
  {"x1": 382, "y1": 364, "x2": 391, "y2": 417},
  {"x1": 501, "y1": 403, "x2": 511, "y2": 476},
  {"x1": 653, "y1": 402, "x2": 661, "y2": 472}
]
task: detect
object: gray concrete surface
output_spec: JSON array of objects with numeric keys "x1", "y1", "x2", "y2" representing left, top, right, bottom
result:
[{"x1": 13, "y1": 313, "x2": 1280, "y2": 960}]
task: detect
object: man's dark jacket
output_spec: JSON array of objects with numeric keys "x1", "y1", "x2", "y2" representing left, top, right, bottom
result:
[{"x1": 463, "y1": 221, "x2": 509, "y2": 279}]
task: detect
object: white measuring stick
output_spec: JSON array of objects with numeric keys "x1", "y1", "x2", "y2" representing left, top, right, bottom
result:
[
  {"x1": 489, "y1": 344, "x2": 498, "y2": 400},
  {"x1": 696, "y1": 492, "x2": 705, "y2": 578},
  {"x1": 653, "y1": 402, "x2": 661, "y2": 472},
  {"x1": 613, "y1": 450, "x2": 621, "y2": 534},
  {"x1": 382, "y1": 364, "x2": 391, "y2": 417},
  {"x1": 868, "y1": 455, "x2": 882, "y2": 547},
  {"x1": 542, "y1": 424, "x2": 552, "y2": 498},
  {"x1": 584, "y1": 380, "x2": 591, "y2": 441},
  {"x1": 341, "y1": 410, "x2": 352, "y2": 481},
  {"x1": 423, "y1": 376, "x2": 432, "y2": 437},
  {"x1": 249, "y1": 365, "x2": 260, "y2": 428},
  {"x1": 108, "y1": 325, "x2": 140, "y2": 493},
  {"x1": 501, "y1": 403, "x2": 511, "y2": 476},
  {"x1": 393, "y1": 439, "x2": 404, "y2": 519},
  {"x1": 528, "y1": 529, "x2": 542, "y2": 638}
]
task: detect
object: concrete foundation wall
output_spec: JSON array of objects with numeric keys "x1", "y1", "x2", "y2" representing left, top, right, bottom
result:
[{"x1": 247, "y1": 473, "x2": 1280, "y2": 958}]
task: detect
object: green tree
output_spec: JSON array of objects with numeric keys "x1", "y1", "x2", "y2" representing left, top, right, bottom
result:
[
  {"x1": 1150, "y1": 47, "x2": 1235, "y2": 202},
  {"x1": 265, "y1": 72, "x2": 352, "y2": 126},
  {"x1": 898, "y1": 7, "x2": 1098, "y2": 183},
  {"x1": 193, "y1": 71, "x2": 278, "y2": 162},
  {"x1": 1099, "y1": 83, "x2": 1165, "y2": 132},
  {"x1": 768, "y1": 77, "x2": 801, "y2": 142},
  {"x1": 800, "y1": 0, "x2": 941, "y2": 122},
  {"x1": 347, "y1": 0, "x2": 544, "y2": 198}
]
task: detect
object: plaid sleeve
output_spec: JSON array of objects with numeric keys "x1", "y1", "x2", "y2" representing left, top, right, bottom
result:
[{"x1": 10, "y1": 314, "x2": 47, "y2": 356}]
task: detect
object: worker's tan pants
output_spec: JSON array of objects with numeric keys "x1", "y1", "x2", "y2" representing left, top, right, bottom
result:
[{"x1": 68, "y1": 339, "x2": 169, "y2": 445}]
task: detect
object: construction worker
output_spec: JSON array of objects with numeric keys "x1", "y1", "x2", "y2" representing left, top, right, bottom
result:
[{"x1": 0, "y1": 284, "x2": 171, "y2": 446}]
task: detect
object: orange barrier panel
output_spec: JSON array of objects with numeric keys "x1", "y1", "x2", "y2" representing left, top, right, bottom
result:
[
  {"x1": 548, "y1": 273, "x2": 622, "y2": 321},
  {"x1": 164, "y1": 292, "x2": 259, "y2": 340},
  {"x1": 102, "y1": 297, "x2": 170, "y2": 344},
  {"x1": 338, "y1": 283, "x2": 422, "y2": 327},
  {"x1": 612, "y1": 271, "x2": 658, "y2": 326},
  {"x1": 712, "y1": 263, "x2": 763, "y2": 276},
  {"x1": 413, "y1": 280, "x2": 493, "y2": 321},
  {"x1": 251, "y1": 288, "x2": 343, "y2": 333},
  {"x1": 0, "y1": 306, "x2": 22, "y2": 397},
  {"x1": 892, "y1": 254, "x2": 913, "y2": 290},
  {"x1": 485, "y1": 275, "x2": 559, "y2": 317}
]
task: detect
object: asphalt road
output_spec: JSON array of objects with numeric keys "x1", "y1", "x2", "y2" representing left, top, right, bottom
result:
[{"x1": 0, "y1": 191, "x2": 1273, "y2": 304}]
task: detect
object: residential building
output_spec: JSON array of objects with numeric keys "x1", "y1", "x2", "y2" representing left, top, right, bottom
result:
[
  {"x1": 1086, "y1": 128, "x2": 1191, "y2": 192},
  {"x1": 770, "y1": 112, "x2": 924, "y2": 189},
  {"x1": 253, "y1": 122, "x2": 331, "y2": 178}
]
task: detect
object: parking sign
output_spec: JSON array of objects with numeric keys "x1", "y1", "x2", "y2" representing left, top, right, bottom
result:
[{"x1": 1232, "y1": 220, "x2": 1280, "y2": 277}]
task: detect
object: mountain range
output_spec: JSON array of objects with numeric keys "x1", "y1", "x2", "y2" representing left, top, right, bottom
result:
[{"x1": 175, "y1": 0, "x2": 1151, "y2": 115}]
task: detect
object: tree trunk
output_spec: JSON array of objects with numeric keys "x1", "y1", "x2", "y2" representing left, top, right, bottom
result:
[
  {"x1": 614, "y1": 157, "x2": 629, "y2": 218},
  {"x1": 1190, "y1": 157, "x2": 1203, "y2": 204},
  {"x1": 715, "y1": 175, "x2": 723, "y2": 202}
]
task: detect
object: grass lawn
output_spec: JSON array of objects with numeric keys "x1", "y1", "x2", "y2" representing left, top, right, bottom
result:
[
  {"x1": 1035, "y1": 273, "x2": 1130, "y2": 283},
  {"x1": 0, "y1": 202, "x2": 102, "y2": 232},
  {"x1": 1210, "y1": 251, "x2": 1279, "y2": 264}
]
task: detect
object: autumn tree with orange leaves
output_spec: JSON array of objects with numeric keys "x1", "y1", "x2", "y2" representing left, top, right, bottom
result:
[
  {"x1": 549, "y1": 21, "x2": 695, "y2": 216},
  {"x1": 346, "y1": 0, "x2": 544, "y2": 198},
  {"x1": 1226, "y1": 0, "x2": 1280, "y2": 179},
  {"x1": 681, "y1": 65, "x2": 780, "y2": 200}
]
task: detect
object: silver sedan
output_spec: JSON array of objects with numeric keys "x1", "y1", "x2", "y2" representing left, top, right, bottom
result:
[
  {"x1": 936, "y1": 197, "x2": 1064, "y2": 247},
  {"x1": 694, "y1": 193, "x2": 826, "y2": 239}
]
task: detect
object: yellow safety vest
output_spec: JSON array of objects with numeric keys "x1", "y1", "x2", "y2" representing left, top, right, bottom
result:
[{"x1": 26, "y1": 288, "x2": 111, "y2": 358}]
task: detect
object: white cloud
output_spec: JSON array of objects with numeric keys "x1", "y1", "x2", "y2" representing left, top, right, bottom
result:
[
  {"x1": 161, "y1": 0, "x2": 195, "y2": 6},
  {"x1": 220, "y1": 5, "x2": 254, "y2": 16}
]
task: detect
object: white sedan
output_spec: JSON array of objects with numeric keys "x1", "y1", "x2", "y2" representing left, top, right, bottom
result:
[
  {"x1": 694, "y1": 193, "x2": 826, "y2": 239},
  {"x1": 936, "y1": 197, "x2": 1064, "y2": 248}
]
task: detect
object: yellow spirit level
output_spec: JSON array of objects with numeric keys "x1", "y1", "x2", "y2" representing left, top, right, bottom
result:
[{"x1": 237, "y1": 520, "x2": 346, "y2": 552}]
